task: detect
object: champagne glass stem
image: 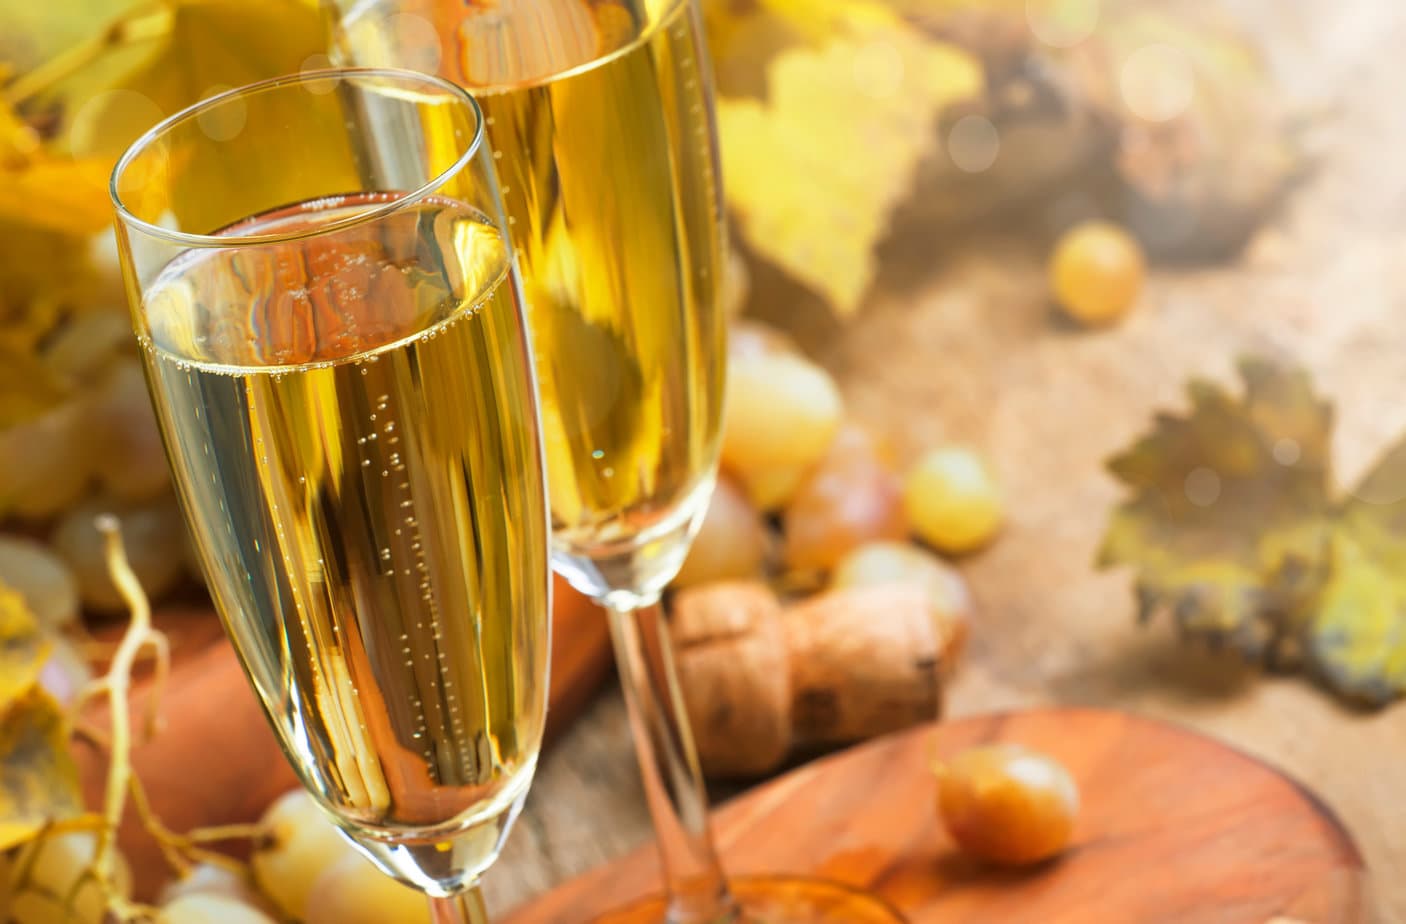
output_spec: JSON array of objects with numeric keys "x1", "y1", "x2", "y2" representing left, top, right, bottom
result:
[
  {"x1": 607, "y1": 597, "x2": 740, "y2": 924},
  {"x1": 430, "y1": 885, "x2": 491, "y2": 924}
]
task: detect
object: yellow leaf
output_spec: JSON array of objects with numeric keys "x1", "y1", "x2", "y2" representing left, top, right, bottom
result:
[
  {"x1": 0, "y1": 583, "x2": 49, "y2": 715},
  {"x1": 0, "y1": 155, "x2": 112, "y2": 235},
  {"x1": 720, "y1": 28, "x2": 980, "y2": 314},
  {"x1": 0, "y1": 688, "x2": 82, "y2": 851},
  {"x1": 92, "y1": 0, "x2": 326, "y2": 144}
]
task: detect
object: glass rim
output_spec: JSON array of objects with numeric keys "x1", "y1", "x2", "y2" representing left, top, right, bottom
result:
[{"x1": 109, "y1": 67, "x2": 487, "y2": 250}]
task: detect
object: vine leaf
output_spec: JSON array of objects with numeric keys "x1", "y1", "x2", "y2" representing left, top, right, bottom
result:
[
  {"x1": 711, "y1": 0, "x2": 981, "y2": 314},
  {"x1": 0, "y1": 582, "x2": 50, "y2": 714},
  {"x1": 1100, "y1": 357, "x2": 1406, "y2": 706},
  {"x1": 0, "y1": 688, "x2": 82, "y2": 850}
]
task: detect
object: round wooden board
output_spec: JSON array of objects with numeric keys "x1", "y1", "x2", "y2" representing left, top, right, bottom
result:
[
  {"x1": 507, "y1": 708, "x2": 1365, "y2": 924},
  {"x1": 79, "y1": 576, "x2": 611, "y2": 899}
]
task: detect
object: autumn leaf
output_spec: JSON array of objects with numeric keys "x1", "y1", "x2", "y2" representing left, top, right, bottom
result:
[
  {"x1": 0, "y1": 582, "x2": 50, "y2": 716},
  {"x1": 0, "y1": 687, "x2": 82, "y2": 851},
  {"x1": 1101, "y1": 357, "x2": 1406, "y2": 705},
  {"x1": 1310, "y1": 440, "x2": 1406, "y2": 702},
  {"x1": 1100, "y1": 358, "x2": 1333, "y2": 661},
  {"x1": 714, "y1": 1, "x2": 981, "y2": 315}
]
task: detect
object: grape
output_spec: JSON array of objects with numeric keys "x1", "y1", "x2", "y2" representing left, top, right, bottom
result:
[
  {"x1": 0, "y1": 400, "x2": 92, "y2": 520},
  {"x1": 304, "y1": 853, "x2": 432, "y2": 924},
  {"x1": 157, "y1": 894, "x2": 279, "y2": 924},
  {"x1": 782, "y1": 424, "x2": 907, "y2": 574},
  {"x1": 726, "y1": 319, "x2": 796, "y2": 361},
  {"x1": 251, "y1": 789, "x2": 359, "y2": 921},
  {"x1": 1049, "y1": 220, "x2": 1145, "y2": 327},
  {"x1": 903, "y1": 447, "x2": 1003, "y2": 555},
  {"x1": 87, "y1": 358, "x2": 171, "y2": 503},
  {"x1": 38, "y1": 633, "x2": 94, "y2": 707},
  {"x1": 158, "y1": 862, "x2": 278, "y2": 916},
  {"x1": 736, "y1": 461, "x2": 811, "y2": 513},
  {"x1": 831, "y1": 541, "x2": 972, "y2": 660},
  {"x1": 0, "y1": 535, "x2": 80, "y2": 630},
  {"x1": 50, "y1": 496, "x2": 188, "y2": 613},
  {"x1": 721, "y1": 351, "x2": 842, "y2": 485},
  {"x1": 43, "y1": 310, "x2": 133, "y2": 385},
  {"x1": 675, "y1": 475, "x2": 771, "y2": 588},
  {"x1": 936, "y1": 744, "x2": 1079, "y2": 866},
  {"x1": 8, "y1": 832, "x2": 131, "y2": 924}
]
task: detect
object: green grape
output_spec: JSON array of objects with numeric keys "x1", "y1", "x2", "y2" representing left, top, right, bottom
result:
[
  {"x1": 157, "y1": 894, "x2": 279, "y2": 924},
  {"x1": 304, "y1": 853, "x2": 432, "y2": 924},
  {"x1": 50, "y1": 496, "x2": 187, "y2": 613},
  {"x1": 9, "y1": 832, "x2": 130, "y2": 924},
  {"x1": 0, "y1": 400, "x2": 91, "y2": 520},
  {"x1": 721, "y1": 351, "x2": 842, "y2": 492},
  {"x1": 88, "y1": 358, "x2": 171, "y2": 503},
  {"x1": 158, "y1": 862, "x2": 277, "y2": 916},
  {"x1": 0, "y1": 535, "x2": 80, "y2": 630},
  {"x1": 1049, "y1": 220, "x2": 1146, "y2": 328},
  {"x1": 251, "y1": 790, "x2": 359, "y2": 921},
  {"x1": 903, "y1": 447, "x2": 1004, "y2": 555},
  {"x1": 936, "y1": 744, "x2": 1079, "y2": 866}
]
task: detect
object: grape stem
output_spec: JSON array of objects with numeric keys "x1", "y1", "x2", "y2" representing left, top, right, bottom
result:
[{"x1": 76, "y1": 515, "x2": 169, "y2": 921}]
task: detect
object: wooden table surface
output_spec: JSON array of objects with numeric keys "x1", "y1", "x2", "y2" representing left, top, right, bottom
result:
[{"x1": 486, "y1": 1, "x2": 1405, "y2": 919}]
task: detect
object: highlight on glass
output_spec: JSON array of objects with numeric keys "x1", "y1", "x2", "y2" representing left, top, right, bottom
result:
[
  {"x1": 326, "y1": 3, "x2": 904, "y2": 920},
  {"x1": 110, "y1": 68, "x2": 550, "y2": 924}
]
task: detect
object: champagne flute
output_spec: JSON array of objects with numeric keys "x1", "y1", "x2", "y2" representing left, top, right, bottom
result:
[
  {"x1": 111, "y1": 69, "x2": 550, "y2": 924},
  {"x1": 327, "y1": 4, "x2": 906, "y2": 921}
]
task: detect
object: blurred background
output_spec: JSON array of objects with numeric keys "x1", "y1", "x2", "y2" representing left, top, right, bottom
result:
[{"x1": 2, "y1": 0, "x2": 1403, "y2": 921}]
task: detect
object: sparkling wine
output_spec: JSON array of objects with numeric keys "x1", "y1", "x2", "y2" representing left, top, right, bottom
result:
[
  {"x1": 139, "y1": 193, "x2": 550, "y2": 863},
  {"x1": 332, "y1": 0, "x2": 727, "y2": 592}
]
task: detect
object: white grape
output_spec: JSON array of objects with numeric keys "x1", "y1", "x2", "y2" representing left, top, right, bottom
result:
[
  {"x1": 8, "y1": 832, "x2": 130, "y2": 924},
  {"x1": 0, "y1": 534, "x2": 80, "y2": 629},
  {"x1": 88, "y1": 358, "x2": 171, "y2": 503},
  {"x1": 305, "y1": 852, "x2": 432, "y2": 924},
  {"x1": 51, "y1": 496, "x2": 187, "y2": 612},
  {"x1": 157, "y1": 893, "x2": 279, "y2": 924},
  {"x1": 157, "y1": 862, "x2": 277, "y2": 915},
  {"x1": 0, "y1": 400, "x2": 91, "y2": 520},
  {"x1": 251, "y1": 789, "x2": 359, "y2": 920}
]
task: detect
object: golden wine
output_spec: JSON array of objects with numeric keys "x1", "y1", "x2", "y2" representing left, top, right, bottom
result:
[
  {"x1": 138, "y1": 194, "x2": 550, "y2": 867},
  {"x1": 332, "y1": 0, "x2": 727, "y2": 594}
]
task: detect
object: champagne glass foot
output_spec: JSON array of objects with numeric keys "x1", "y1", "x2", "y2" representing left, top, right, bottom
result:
[{"x1": 593, "y1": 876, "x2": 906, "y2": 924}]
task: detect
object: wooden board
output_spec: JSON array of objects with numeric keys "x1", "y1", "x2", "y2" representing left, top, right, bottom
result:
[
  {"x1": 508, "y1": 708, "x2": 1365, "y2": 924},
  {"x1": 78, "y1": 575, "x2": 611, "y2": 899}
]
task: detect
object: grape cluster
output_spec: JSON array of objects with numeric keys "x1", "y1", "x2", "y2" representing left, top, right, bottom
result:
[
  {"x1": 679, "y1": 318, "x2": 1002, "y2": 639},
  {"x1": 3, "y1": 790, "x2": 432, "y2": 922},
  {"x1": 0, "y1": 302, "x2": 205, "y2": 622},
  {"x1": 248, "y1": 790, "x2": 430, "y2": 924}
]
